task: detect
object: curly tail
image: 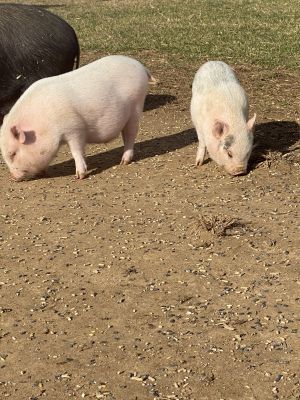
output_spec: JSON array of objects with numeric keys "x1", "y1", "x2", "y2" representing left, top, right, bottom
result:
[{"x1": 146, "y1": 68, "x2": 158, "y2": 85}]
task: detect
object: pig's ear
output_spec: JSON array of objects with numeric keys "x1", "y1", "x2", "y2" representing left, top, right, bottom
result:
[
  {"x1": 212, "y1": 120, "x2": 228, "y2": 138},
  {"x1": 247, "y1": 113, "x2": 256, "y2": 131},
  {"x1": 11, "y1": 126, "x2": 36, "y2": 144},
  {"x1": 11, "y1": 126, "x2": 26, "y2": 143}
]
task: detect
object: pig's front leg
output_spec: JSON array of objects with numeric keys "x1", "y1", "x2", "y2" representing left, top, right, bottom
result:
[
  {"x1": 120, "y1": 114, "x2": 139, "y2": 165},
  {"x1": 195, "y1": 133, "x2": 206, "y2": 166},
  {"x1": 67, "y1": 136, "x2": 87, "y2": 179}
]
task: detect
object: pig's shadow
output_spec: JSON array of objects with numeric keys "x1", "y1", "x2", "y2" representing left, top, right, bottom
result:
[
  {"x1": 46, "y1": 128, "x2": 197, "y2": 178},
  {"x1": 249, "y1": 120, "x2": 299, "y2": 169},
  {"x1": 46, "y1": 120, "x2": 299, "y2": 179},
  {"x1": 144, "y1": 94, "x2": 176, "y2": 111}
]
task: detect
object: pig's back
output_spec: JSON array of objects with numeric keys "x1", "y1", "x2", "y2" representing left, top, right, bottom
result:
[
  {"x1": 192, "y1": 61, "x2": 238, "y2": 93},
  {"x1": 191, "y1": 61, "x2": 248, "y2": 115},
  {"x1": 64, "y1": 55, "x2": 149, "y2": 104},
  {"x1": 8, "y1": 55, "x2": 149, "y2": 131},
  {"x1": 64, "y1": 56, "x2": 149, "y2": 135}
]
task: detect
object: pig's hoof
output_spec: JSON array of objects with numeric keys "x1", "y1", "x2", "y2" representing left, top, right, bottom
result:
[
  {"x1": 120, "y1": 158, "x2": 131, "y2": 165},
  {"x1": 76, "y1": 171, "x2": 86, "y2": 179},
  {"x1": 121, "y1": 149, "x2": 134, "y2": 165}
]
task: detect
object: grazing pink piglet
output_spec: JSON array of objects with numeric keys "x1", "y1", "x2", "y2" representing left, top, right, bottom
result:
[
  {"x1": 0, "y1": 55, "x2": 153, "y2": 181},
  {"x1": 191, "y1": 61, "x2": 256, "y2": 176}
]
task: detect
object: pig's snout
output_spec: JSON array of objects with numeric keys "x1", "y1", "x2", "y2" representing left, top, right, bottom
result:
[
  {"x1": 227, "y1": 166, "x2": 247, "y2": 176},
  {"x1": 10, "y1": 170, "x2": 27, "y2": 181},
  {"x1": 11, "y1": 173, "x2": 24, "y2": 182}
]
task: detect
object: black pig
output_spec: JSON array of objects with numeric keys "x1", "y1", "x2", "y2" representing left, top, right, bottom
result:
[{"x1": 0, "y1": 4, "x2": 80, "y2": 123}]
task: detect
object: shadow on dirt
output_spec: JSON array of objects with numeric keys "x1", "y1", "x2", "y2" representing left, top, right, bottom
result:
[
  {"x1": 250, "y1": 120, "x2": 299, "y2": 168},
  {"x1": 45, "y1": 120, "x2": 299, "y2": 179},
  {"x1": 46, "y1": 128, "x2": 197, "y2": 178},
  {"x1": 144, "y1": 94, "x2": 176, "y2": 111}
]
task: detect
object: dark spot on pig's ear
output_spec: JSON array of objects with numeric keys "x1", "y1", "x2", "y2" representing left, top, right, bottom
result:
[
  {"x1": 213, "y1": 120, "x2": 229, "y2": 139},
  {"x1": 223, "y1": 134, "x2": 235, "y2": 149},
  {"x1": 22, "y1": 131, "x2": 36, "y2": 145},
  {"x1": 11, "y1": 126, "x2": 36, "y2": 144},
  {"x1": 9, "y1": 151, "x2": 17, "y2": 161}
]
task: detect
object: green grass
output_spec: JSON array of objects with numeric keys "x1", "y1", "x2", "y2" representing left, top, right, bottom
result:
[
  {"x1": 59, "y1": 0, "x2": 300, "y2": 69},
  {"x1": 3, "y1": 0, "x2": 300, "y2": 69}
]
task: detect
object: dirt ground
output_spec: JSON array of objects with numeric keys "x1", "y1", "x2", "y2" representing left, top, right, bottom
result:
[{"x1": 0, "y1": 57, "x2": 299, "y2": 400}]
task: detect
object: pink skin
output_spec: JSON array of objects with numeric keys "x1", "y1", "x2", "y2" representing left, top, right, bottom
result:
[
  {"x1": 65, "y1": 109, "x2": 141, "y2": 180},
  {"x1": 2, "y1": 114, "x2": 142, "y2": 181},
  {"x1": 1, "y1": 125, "x2": 59, "y2": 181},
  {"x1": 195, "y1": 115, "x2": 256, "y2": 176},
  {"x1": 191, "y1": 61, "x2": 256, "y2": 176},
  {"x1": 3, "y1": 118, "x2": 140, "y2": 181},
  {"x1": 11, "y1": 171, "x2": 26, "y2": 181}
]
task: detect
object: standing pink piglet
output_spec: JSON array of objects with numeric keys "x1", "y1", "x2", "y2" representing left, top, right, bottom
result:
[
  {"x1": 0, "y1": 55, "x2": 153, "y2": 181},
  {"x1": 191, "y1": 61, "x2": 256, "y2": 176}
]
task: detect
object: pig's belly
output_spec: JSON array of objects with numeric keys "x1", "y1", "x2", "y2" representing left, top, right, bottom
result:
[{"x1": 85, "y1": 106, "x2": 130, "y2": 144}]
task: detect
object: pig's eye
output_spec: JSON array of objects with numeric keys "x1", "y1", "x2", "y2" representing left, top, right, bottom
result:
[
  {"x1": 10, "y1": 151, "x2": 17, "y2": 160},
  {"x1": 227, "y1": 150, "x2": 233, "y2": 158}
]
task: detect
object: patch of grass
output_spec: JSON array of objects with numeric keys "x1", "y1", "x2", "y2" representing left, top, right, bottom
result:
[
  {"x1": 2, "y1": 0, "x2": 299, "y2": 70},
  {"x1": 30, "y1": 0, "x2": 300, "y2": 69}
]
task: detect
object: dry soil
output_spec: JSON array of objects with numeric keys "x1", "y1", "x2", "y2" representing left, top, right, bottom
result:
[{"x1": 0, "y1": 58, "x2": 299, "y2": 400}]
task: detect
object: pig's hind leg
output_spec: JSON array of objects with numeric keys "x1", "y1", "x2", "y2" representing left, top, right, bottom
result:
[{"x1": 120, "y1": 113, "x2": 140, "y2": 165}]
